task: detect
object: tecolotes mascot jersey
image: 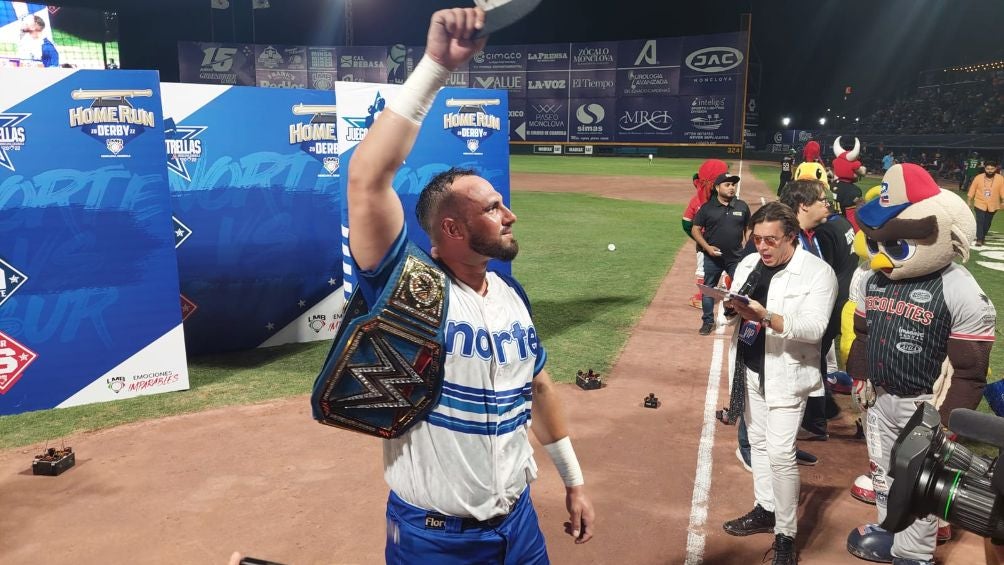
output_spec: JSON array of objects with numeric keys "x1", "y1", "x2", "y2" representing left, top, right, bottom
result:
[{"x1": 844, "y1": 163, "x2": 996, "y2": 563}]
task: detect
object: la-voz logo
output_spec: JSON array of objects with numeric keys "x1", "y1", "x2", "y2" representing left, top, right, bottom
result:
[
  {"x1": 0, "y1": 258, "x2": 28, "y2": 307},
  {"x1": 685, "y1": 47, "x2": 744, "y2": 73},
  {"x1": 443, "y1": 98, "x2": 502, "y2": 156},
  {"x1": 290, "y1": 103, "x2": 339, "y2": 177},
  {"x1": 0, "y1": 112, "x2": 30, "y2": 172},
  {"x1": 68, "y1": 88, "x2": 156, "y2": 158},
  {"x1": 164, "y1": 118, "x2": 206, "y2": 182}
]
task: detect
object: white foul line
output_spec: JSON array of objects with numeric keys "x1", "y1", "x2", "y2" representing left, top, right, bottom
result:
[{"x1": 684, "y1": 336, "x2": 726, "y2": 565}]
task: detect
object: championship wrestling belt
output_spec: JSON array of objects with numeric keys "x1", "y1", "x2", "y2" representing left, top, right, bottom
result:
[{"x1": 311, "y1": 243, "x2": 449, "y2": 438}]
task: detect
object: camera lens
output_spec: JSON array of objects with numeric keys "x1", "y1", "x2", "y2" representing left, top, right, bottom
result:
[{"x1": 912, "y1": 459, "x2": 1004, "y2": 539}]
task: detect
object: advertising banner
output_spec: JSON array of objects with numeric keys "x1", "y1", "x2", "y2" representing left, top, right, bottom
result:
[
  {"x1": 615, "y1": 96, "x2": 679, "y2": 143},
  {"x1": 161, "y1": 83, "x2": 343, "y2": 354},
  {"x1": 678, "y1": 32, "x2": 747, "y2": 95},
  {"x1": 569, "y1": 98, "x2": 615, "y2": 142},
  {"x1": 307, "y1": 47, "x2": 337, "y2": 71},
  {"x1": 525, "y1": 70, "x2": 569, "y2": 99},
  {"x1": 0, "y1": 68, "x2": 189, "y2": 414},
  {"x1": 254, "y1": 44, "x2": 308, "y2": 88},
  {"x1": 616, "y1": 67, "x2": 678, "y2": 97},
  {"x1": 335, "y1": 82, "x2": 510, "y2": 298},
  {"x1": 470, "y1": 71, "x2": 525, "y2": 98},
  {"x1": 526, "y1": 43, "x2": 571, "y2": 72},
  {"x1": 678, "y1": 94, "x2": 735, "y2": 143},
  {"x1": 470, "y1": 45, "x2": 527, "y2": 73},
  {"x1": 524, "y1": 99, "x2": 569, "y2": 142},
  {"x1": 337, "y1": 46, "x2": 386, "y2": 83},
  {"x1": 178, "y1": 41, "x2": 255, "y2": 86},
  {"x1": 618, "y1": 38, "x2": 682, "y2": 71},
  {"x1": 508, "y1": 97, "x2": 527, "y2": 141},
  {"x1": 569, "y1": 69, "x2": 616, "y2": 98},
  {"x1": 386, "y1": 44, "x2": 409, "y2": 84},
  {"x1": 570, "y1": 41, "x2": 617, "y2": 70}
]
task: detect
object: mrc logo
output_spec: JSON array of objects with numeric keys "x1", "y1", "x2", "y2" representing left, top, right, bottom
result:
[{"x1": 685, "y1": 47, "x2": 744, "y2": 73}]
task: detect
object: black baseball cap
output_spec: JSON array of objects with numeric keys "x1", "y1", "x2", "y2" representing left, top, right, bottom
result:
[{"x1": 714, "y1": 173, "x2": 740, "y2": 186}]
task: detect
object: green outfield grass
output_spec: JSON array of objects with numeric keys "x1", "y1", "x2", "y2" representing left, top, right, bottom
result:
[
  {"x1": 0, "y1": 191, "x2": 684, "y2": 450},
  {"x1": 510, "y1": 154, "x2": 710, "y2": 178}
]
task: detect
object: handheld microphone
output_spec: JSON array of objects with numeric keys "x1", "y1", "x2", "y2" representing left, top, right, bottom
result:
[{"x1": 736, "y1": 269, "x2": 761, "y2": 297}]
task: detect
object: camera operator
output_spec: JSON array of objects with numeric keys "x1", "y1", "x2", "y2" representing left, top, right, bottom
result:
[{"x1": 846, "y1": 164, "x2": 997, "y2": 565}]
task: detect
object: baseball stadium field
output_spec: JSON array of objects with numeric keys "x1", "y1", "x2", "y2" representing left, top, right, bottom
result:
[{"x1": 0, "y1": 155, "x2": 999, "y2": 564}]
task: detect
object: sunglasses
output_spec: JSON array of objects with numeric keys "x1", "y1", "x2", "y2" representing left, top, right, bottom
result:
[{"x1": 751, "y1": 234, "x2": 785, "y2": 247}]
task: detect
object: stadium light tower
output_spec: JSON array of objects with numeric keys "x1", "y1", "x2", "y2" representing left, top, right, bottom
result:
[
  {"x1": 782, "y1": 116, "x2": 791, "y2": 127},
  {"x1": 818, "y1": 117, "x2": 826, "y2": 126}
]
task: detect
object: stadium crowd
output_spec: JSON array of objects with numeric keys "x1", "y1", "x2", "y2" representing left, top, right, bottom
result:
[{"x1": 857, "y1": 77, "x2": 1004, "y2": 135}]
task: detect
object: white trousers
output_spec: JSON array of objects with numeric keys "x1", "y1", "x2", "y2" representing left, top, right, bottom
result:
[{"x1": 745, "y1": 368, "x2": 807, "y2": 537}]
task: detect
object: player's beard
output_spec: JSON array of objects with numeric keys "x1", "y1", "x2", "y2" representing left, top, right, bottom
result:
[{"x1": 469, "y1": 230, "x2": 519, "y2": 262}]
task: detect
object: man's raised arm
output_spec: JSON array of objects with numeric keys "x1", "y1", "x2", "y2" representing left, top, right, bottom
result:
[{"x1": 347, "y1": 7, "x2": 486, "y2": 270}]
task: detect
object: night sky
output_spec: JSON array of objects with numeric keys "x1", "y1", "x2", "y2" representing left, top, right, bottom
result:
[{"x1": 43, "y1": 0, "x2": 1004, "y2": 130}]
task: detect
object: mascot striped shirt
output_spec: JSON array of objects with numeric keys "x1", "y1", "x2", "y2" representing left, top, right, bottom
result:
[
  {"x1": 855, "y1": 264, "x2": 996, "y2": 395},
  {"x1": 355, "y1": 228, "x2": 547, "y2": 521}
]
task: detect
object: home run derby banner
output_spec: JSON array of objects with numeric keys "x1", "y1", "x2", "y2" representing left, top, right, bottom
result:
[
  {"x1": 0, "y1": 68, "x2": 189, "y2": 415},
  {"x1": 161, "y1": 82, "x2": 343, "y2": 355},
  {"x1": 335, "y1": 82, "x2": 509, "y2": 298},
  {"x1": 179, "y1": 30, "x2": 748, "y2": 145}
]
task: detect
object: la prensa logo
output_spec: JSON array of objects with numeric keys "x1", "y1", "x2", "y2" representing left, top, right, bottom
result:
[
  {"x1": 0, "y1": 112, "x2": 30, "y2": 172},
  {"x1": 442, "y1": 97, "x2": 502, "y2": 156},
  {"x1": 290, "y1": 103, "x2": 339, "y2": 177},
  {"x1": 68, "y1": 88, "x2": 156, "y2": 158}
]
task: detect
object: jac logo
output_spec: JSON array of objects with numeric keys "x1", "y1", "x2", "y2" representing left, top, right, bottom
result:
[
  {"x1": 528, "y1": 79, "x2": 566, "y2": 89},
  {"x1": 201, "y1": 47, "x2": 237, "y2": 72},
  {"x1": 685, "y1": 47, "x2": 744, "y2": 73}
]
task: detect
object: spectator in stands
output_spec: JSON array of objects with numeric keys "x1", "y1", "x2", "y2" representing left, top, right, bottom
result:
[{"x1": 882, "y1": 151, "x2": 894, "y2": 172}]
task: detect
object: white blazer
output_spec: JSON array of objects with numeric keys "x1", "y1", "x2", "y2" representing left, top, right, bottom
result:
[{"x1": 727, "y1": 246, "x2": 837, "y2": 407}]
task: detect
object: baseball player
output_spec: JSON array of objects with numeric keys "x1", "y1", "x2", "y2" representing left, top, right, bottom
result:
[{"x1": 341, "y1": 7, "x2": 595, "y2": 564}]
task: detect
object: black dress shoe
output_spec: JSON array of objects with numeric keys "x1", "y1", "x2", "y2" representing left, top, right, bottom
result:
[
  {"x1": 765, "y1": 533, "x2": 796, "y2": 564},
  {"x1": 723, "y1": 504, "x2": 775, "y2": 536},
  {"x1": 699, "y1": 322, "x2": 714, "y2": 335}
]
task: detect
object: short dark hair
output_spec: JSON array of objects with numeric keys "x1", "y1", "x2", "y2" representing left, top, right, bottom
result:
[
  {"x1": 415, "y1": 167, "x2": 477, "y2": 238},
  {"x1": 749, "y1": 201, "x2": 800, "y2": 239},
  {"x1": 779, "y1": 179, "x2": 825, "y2": 212},
  {"x1": 985, "y1": 160, "x2": 999, "y2": 167}
]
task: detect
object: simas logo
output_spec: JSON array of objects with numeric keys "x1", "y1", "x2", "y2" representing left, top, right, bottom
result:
[
  {"x1": 527, "y1": 79, "x2": 566, "y2": 90},
  {"x1": 341, "y1": 91, "x2": 384, "y2": 143},
  {"x1": 0, "y1": 332, "x2": 38, "y2": 395},
  {"x1": 257, "y1": 45, "x2": 283, "y2": 69},
  {"x1": 573, "y1": 46, "x2": 614, "y2": 66},
  {"x1": 0, "y1": 112, "x2": 30, "y2": 172},
  {"x1": 107, "y1": 375, "x2": 126, "y2": 393},
  {"x1": 474, "y1": 74, "x2": 522, "y2": 90},
  {"x1": 308, "y1": 314, "x2": 327, "y2": 333},
  {"x1": 575, "y1": 103, "x2": 605, "y2": 135},
  {"x1": 443, "y1": 98, "x2": 502, "y2": 155},
  {"x1": 68, "y1": 89, "x2": 156, "y2": 158},
  {"x1": 164, "y1": 118, "x2": 207, "y2": 182},
  {"x1": 619, "y1": 109, "x2": 674, "y2": 132},
  {"x1": 685, "y1": 47, "x2": 744, "y2": 73},
  {"x1": 0, "y1": 257, "x2": 28, "y2": 307},
  {"x1": 290, "y1": 103, "x2": 339, "y2": 177}
]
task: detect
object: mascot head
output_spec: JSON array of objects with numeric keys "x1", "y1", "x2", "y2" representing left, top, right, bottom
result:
[
  {"x1": 803, "y1": 140, "x2": 821, "y2": 164},
  {"x1": 793, "y1": 161, "x2": 830, "y2": 189},
  {"x1": 832, "y1": 136, "x2": 866, "y2": 183},
  {"x1": 856, "y1": 164, "x2": 976, "y2": 280},
  {"x1": 693, "y1": 159, "x2": 728, "y2": 201}
]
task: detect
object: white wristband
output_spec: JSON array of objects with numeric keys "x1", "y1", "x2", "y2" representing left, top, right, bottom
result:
[
  {"x1": 387, "y1": 56, "x2": 451, "y2": 125},
  {"x1": 542, "y1": 436, "x2": 584, "y2": 487}
]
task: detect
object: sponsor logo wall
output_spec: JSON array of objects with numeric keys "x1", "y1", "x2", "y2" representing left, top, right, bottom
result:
[
  {"x1": 0, "y1": 68, "x2": 189, "y2": 415},
  {"x1": 179, "y1": 31, "x2": 747, "y2": 144}
]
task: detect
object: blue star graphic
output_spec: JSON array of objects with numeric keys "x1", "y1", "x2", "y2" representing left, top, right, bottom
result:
[
  {"x1": 165, "y1": 125, "x2": 207, "y2": 182},
  {"x1": 0, "y1": 113, "x2": 32, "y2": 172}
]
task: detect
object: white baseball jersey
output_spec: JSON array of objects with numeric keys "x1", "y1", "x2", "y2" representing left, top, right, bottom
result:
[{"x1": 355, "y1": 228, "x2": 546, "y2": 521}]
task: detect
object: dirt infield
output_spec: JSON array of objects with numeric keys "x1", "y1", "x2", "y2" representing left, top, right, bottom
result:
[{"x1": 0, "y1": 169, "x2": 987, "y2": 564}]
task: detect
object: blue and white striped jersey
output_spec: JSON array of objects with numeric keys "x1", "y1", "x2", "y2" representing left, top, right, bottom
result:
[{"x1": 355, "y1": 228, "x2": 547, "y2": 520}]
